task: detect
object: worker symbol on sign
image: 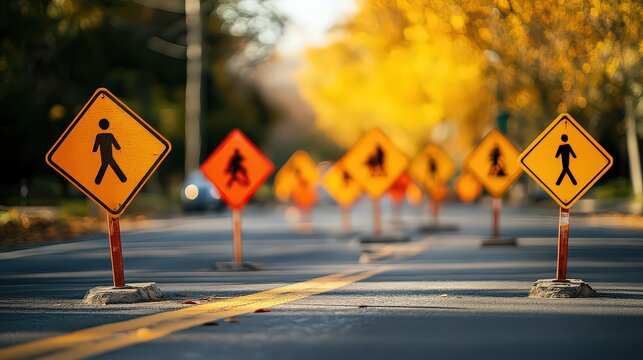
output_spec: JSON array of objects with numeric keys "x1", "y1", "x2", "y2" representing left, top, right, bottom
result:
[
  {"x1": 488, "y1": 143, "x2": 506, "y2": 177},
  {"x1": 555, "y1": 134, "x2": 577, "y2": 186},
  {"x1": 93, "y1": 118, "x2": 127, "y2": 185},
  {"x1": 226, "y1": 148, "x2": 250, "y2": 187},
  {"x1": 342, "y1": 170, "x2": 352, "y2": 186},
  {"x1": 366, "y1": 144, "x2": 386, "y2": 176},
  {"x1": 294, "y1": 167, "x2": 309, "y2": 186},
  {"x1": 428, "y1": 157, "x2": 439, "y2": 181}
]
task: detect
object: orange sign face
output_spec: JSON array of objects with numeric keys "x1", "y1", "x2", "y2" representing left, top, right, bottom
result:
[
  {"x1": 409, "y1": 144, "x2": 456, "y2": 192},
  {"x1": 342, "y1": 128, "x2": 409, "y2": 199},
  {"x1": 200, "y1": 129, "x2": 274, "y2": 210},
  {"x1": 405, "y1": 181, "x2": 423, "y2": 206},
  {"x1": 274, "y1": 150, "x2": 319, "y2": 202},
  {"x1": 388, "y1": 173, "x2": 412, "y2": 205},
  {"x1": 464, "y1": 129, "x2": 522, "y2": 198},
  {"x1": 46, "y1": 88, "x2": 171, "y2": 216},
  {"x1": 321, "y1": 160, "x2": 362, "y2": 208},
  {"x1": 519, "y1": 113, "x2": 612, "y2": 209},
  {"x1": 455, "y1": 171, "x2": 482, "y2": 203}
]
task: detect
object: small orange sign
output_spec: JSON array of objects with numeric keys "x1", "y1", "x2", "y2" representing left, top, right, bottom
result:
[
  {"x1": 455, "y1": 171, "x2": 482, "y2": 203},
  {"x1": 321, "y1": 160, "x2": 362, "y2": 208},
  {"x1": 200, "y1": 129, "x2": 274, "y2": 210},
  {"x1": 274, "y1": 150, "x2": 319, "y2": 203},
  {"x1": 409, "y1": 144, "x2": 456, "y2": 192},
  {"x1": 46, "y1": 88, "x2": 171, "y2": 216},
  {"x1": 464, "y1": 129, "x2": 522, "y2": 198},
  {"x1": 388, "y1": 173, "x2": 412, "y2": 205},
  {"x1": 519, "y1": 113, "x2": 612, "y2": 209},
  {"x1": 342, "y1": 128, "x2": 409, "y2": 199},
  {"x1": 406, "y1": 181, "x2": 424, "y2": 206}
]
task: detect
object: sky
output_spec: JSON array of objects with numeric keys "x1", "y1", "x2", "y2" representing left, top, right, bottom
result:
[{"x1": 271, "y1": 0, "x2": 357, "y2": 55}]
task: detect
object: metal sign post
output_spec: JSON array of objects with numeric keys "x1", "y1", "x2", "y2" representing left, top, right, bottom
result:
[
  {"x1": 232, "y1": 209, "x2": 243, "y2": 264},
  {"x1": 107, "y1": 214, "x2": 125, "y2": 288},
  {"x1": 373, "y1": 198, "x2": 382, "y2": 237},
  {"x1": 492, "y1": 198, "x2": 501, "y2": 240},
  {"x1": 556, "y1": 207, "x2": 571, "y2": 281}
]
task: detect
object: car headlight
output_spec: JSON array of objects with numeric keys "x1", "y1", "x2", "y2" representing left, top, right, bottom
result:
[{"x1": 184, "y1": 184, "x2": 199, "y2": 200}]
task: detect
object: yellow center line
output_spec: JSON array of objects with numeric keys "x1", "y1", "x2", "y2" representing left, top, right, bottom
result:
[
  {"x1": 360, "y1": 236, "x2": 435, "y2": 263},
  {"x1": 0, "y1": 266, "x2": 393, "y2": 360}
]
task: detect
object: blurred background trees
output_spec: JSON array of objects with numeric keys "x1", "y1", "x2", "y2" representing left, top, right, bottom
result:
[
  {"x1": 0, "y1": 0, "x2": 284, "y2": 204},
  {"x1": 299, "y1": 0, "x2": 641, "y2": 196}
]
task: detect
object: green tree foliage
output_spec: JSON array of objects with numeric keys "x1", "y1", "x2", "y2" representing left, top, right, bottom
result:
[{"x1": 0, "y1": 0, "x2": 284, "y2": 201}]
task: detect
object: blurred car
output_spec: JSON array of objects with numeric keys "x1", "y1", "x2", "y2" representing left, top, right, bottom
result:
[{"x1": 180, "y1": 171, "x2": 226, "y2": 212}]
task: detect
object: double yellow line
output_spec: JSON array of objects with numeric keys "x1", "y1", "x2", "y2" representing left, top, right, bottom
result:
[{"x1": 0, "y1": 266, "x2": 392, "y2": 360}]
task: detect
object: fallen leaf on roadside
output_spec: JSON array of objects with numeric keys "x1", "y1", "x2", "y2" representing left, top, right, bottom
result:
[
  {"x1": 202, "y1": 321, "x2": 218, "y2": 326},
  {"x1": 180, "y1": 300, "x2": 198, "y2": 305},
  {"x1": 254, "y1": 308, "x2": 271, "y2": 313}
]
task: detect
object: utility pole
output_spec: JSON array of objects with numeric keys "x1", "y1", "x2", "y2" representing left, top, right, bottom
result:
[{"x1": 184, "y1": 0, "x2": 202, "y2": 176}]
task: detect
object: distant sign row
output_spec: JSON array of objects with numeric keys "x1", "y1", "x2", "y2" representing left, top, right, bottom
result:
[{"x1": 46, "y1": 88, "x2": 612, "y2": 218}]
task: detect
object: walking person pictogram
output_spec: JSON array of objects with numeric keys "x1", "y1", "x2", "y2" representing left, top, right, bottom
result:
[
  {"x1": 555, "y1": 134, "x2": 577, "y2": 186},
  {"x1": 93, "y1": 118, "x2": 127, "y2": 185},
  {"x1": 488, "y1": 143, "x2": 506, "y2": 177},
  {"x1": 366, "y1": 144, "x2": 386, "y2": 176},
  {"x1": 342, "y1": 170, "x2": 352, "y2": 187},
  {"x1": 226, "y1": 148, "x2": 250, "y2": 187},
  {"x1": 428, "y1": 157, "x2": 439, "y2": 181}
]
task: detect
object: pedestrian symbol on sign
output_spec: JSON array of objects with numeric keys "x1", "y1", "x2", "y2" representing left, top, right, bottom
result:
[
  {"x1": 93, "y1": 118, "x2": 127, "y2": 185},
  {"x1": 226, "y1": 148, "x2": 250, "y2": 187},
  {"x1": 366, "y1": 144, "x2": 386, "y2": 177},
  {"x1": 555, "y1": 134, "x2": 577, "y2": 186},
  {"x1": 488, "y1": 143, "x2": 506, "y2": 177}
]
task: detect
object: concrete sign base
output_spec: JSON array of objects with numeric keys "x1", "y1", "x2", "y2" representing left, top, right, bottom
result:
[
  {"x1": 529, "y1": 279, "x2": 597, "y2": 298},
  {"x1": 83, "y1": 282, "x2": 165, "y2": 305}
]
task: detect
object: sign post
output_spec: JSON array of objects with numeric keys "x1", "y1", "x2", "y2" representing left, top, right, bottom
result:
[
  {"x1": 520, "y1": 113, "x2": 612, "y2": 298},
  {"x1": 409, "y1": 144, "x2": 457, "y2": 232},
  {"x1": 342, "y1": 128, "x2": 409, "y2": 243},
  {"x1": 46, "y1": 88, "x2": 171, "y2": 303},
  {"x1": 200, "y1": 129, "x2": 274, "y2": 270},
  {"x1": 465, "y1": 128, "x2": 522, "y2": 245},
  {"x1": 388, "y1": 173, "x2": 412, "y2": 225},
  {"x1": 321, "y1": 160, "x2": 362, "y2": 233},
  {"x1": 107, "y1": 215, "x2": 125, "y2": 288}
]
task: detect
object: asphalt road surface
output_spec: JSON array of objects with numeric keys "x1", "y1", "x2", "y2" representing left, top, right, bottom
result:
[{"x1": 1, "y1": 200, "x2": 642, "y2": 359}]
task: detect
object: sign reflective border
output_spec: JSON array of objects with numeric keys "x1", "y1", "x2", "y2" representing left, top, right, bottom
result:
[
  {"x1": 519, "y1": 113, "x2": 612, "y2": 209},
  {"x1": 200, "y1": 129, "x2": 274, "y2": 210},
  {"x1": 46, "y1": 88, "x2": 171, "y2": 216}
]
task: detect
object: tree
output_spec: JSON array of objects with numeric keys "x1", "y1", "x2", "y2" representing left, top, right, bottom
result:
[{"x1": 298, "y1": 0, "x2": 494, "y2": 158}]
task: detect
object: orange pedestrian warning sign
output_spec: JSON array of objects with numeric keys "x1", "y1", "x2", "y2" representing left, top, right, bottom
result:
[
  {"x1": 464, "y1": 129, "x2": 522, "y2": 198},
  {"x1": 322, "y1": 160, "x2": 362, "y2": 208},
  {"x1": 274, "y1": 150, "x2": 319, "y2": 202},
  {"x1": 200, "y1": 129, "x2": 274, "y2": 210},
  {"x1": 409, "y1": 144, "x2": 455, "y2": 192},
  {"x1": 46, "y1": 88, "x2": 171, "y2": 216},
  {"x1": 342, "y1": 128, "x2": 409, "y2": 199},
  {"x1": 519, "y1": 113, "x2": 613, "y2": 209}
]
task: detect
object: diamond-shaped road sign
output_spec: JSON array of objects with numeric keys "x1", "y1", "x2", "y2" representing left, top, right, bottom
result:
[
  {"x1": 274, "y1": 150, "x2": 319, "y2": 202},
  {"x1": 342, "y1": 128, "x2": 409, "y2": 199},
  {"x1": 46, "y1": 88, "x2": 171, "y2": 216},
  {"x1": 200, "y1": 129, "x2": 274, "y2": 210},
  {"x1": 322, "y1": 160, "x2": 362, "y2": 208},
  {"x1": 519, "y1": 113, "x2": 612, "y2": 209},
  {"x1": 464, "y1": 128, "x2": 522, "y2": 198},
  {"x1": 408, "y1": 144, "x2": 455, "y2": 192}
]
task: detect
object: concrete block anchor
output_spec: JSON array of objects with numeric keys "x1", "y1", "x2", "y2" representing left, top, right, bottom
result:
[
  {"x1": 83, "y1": 282, "x2": 165, "y2": 305},
  {"x1": 528, "y1": 279, "x2": 597, "y2": 298}
]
